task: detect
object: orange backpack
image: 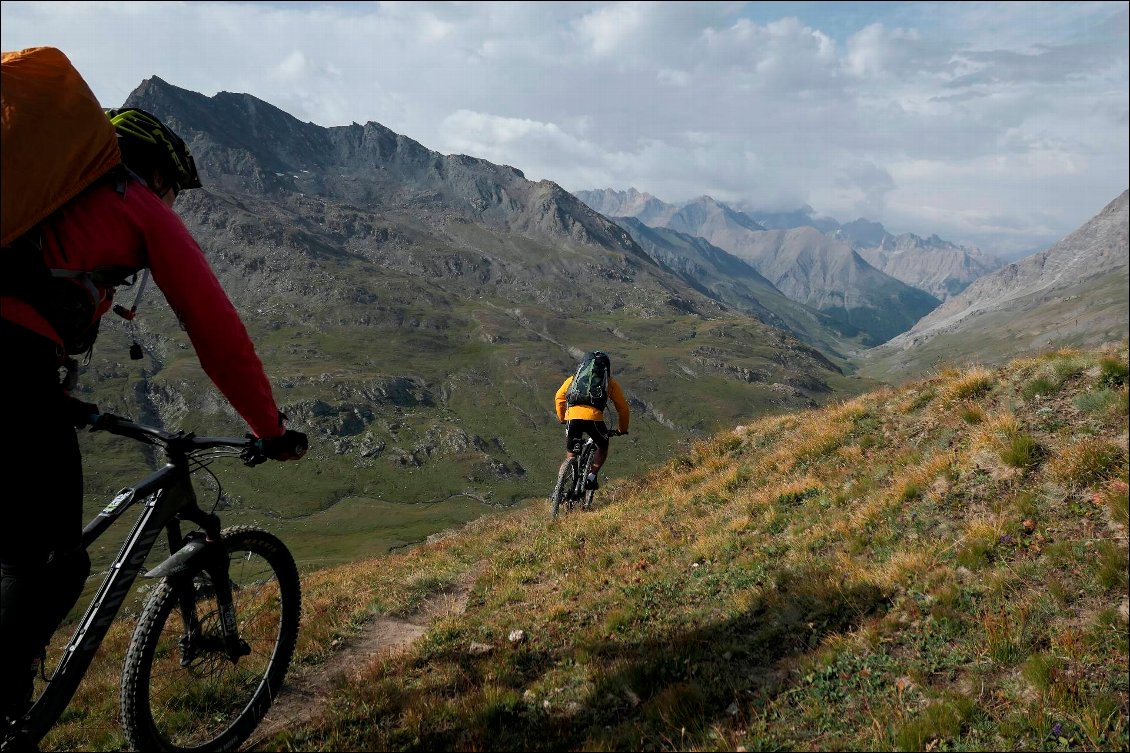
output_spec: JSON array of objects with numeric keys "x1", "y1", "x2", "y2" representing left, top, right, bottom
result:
[{"x1": 1, "y1": 46, "x2": 121, "y2": 247}]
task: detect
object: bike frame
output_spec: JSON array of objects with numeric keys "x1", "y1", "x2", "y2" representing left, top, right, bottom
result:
[
  {"x1": 570, "y1": 438, "x2": 597, "y2": 500},
  {"x1": 559, "y1": 426, "x2": 619, "y2": 511},
  {"x1": 13, "y1": 429, "x2": 245, "y2": 747}
]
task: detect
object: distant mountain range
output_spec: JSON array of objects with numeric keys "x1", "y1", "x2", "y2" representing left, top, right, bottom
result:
[
  {"x1": 579, "y1": 188, "x2": 1004, "y2": 302},
  {"x1": 854, "y1": 233, "x2": 1002, "y2": 301},
  {"x1": 611, "y1": 217, "x2": 857, "y2": 359},
  {"x1": 860, "y1": 189, "x2": 1129, "y2": 379},
  {"x1": 578, "y1": 188, "x2": 945, "y2": 346}
]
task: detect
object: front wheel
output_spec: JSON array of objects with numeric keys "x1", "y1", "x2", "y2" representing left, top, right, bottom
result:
[
  {"x1": 578, "y1": 444, "x2": 598, "y2": 511},
  {"x1": 121, "y1": 526, "x2": 301, "y2": 752},
  {"x1": 551, "y1": 459, "x2": 576, "y2": 521}
]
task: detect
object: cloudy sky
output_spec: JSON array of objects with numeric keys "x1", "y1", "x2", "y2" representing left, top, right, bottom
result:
[{"x1": 3, "y1": 1, "x2": 1127, "y2": 258}]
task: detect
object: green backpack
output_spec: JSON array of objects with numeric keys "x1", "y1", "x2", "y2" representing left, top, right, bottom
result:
[{"x1": 565, "y1": 352, "x2": 611, "y2": 411}]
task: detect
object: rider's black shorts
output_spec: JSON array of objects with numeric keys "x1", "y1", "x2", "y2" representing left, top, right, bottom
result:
[{"x1": 565, "y1": 419, "x2": 608, "y2": 454}]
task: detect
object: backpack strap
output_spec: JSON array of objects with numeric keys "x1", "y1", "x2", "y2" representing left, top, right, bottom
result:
[{"x1": 2, "y1": 168, "x2": 143, "y2": 356}]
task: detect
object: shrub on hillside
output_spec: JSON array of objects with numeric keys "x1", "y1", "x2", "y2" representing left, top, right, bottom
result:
[
  {"x1": 1098, "y1": 356, "x2": 1128, "y2": 387},
  {"x1": 1073, "y1": 388, "x2": 1120, "y2": 414},
  {"x1": 1021, "y1": 376, "x2": 1058, "y2": 401}
]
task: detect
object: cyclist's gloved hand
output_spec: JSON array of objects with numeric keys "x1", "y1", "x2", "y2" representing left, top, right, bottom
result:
[
  {"x1": 258, "y1": 429, "x2": 309, "y2": 462},
  {"x1": 66, "y1": 397, "x2": 100, "y2": 429}
]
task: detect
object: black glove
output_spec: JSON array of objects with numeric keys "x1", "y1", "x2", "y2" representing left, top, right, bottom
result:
[
  {"x1": 66, "y1": 397, "x2": 100, "y2": 429},
  {"x1": 258, "y1": 429, "x2": 308, "y2": 462}
]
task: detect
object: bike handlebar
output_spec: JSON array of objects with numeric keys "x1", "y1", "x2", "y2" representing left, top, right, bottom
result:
[{"x1": 90, "y1": 413, "x2": 266, "y2": 465}]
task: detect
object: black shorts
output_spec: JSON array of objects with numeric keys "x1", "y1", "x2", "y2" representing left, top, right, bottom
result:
[{"x1": 565, "y1": 419, "x2": 608, "y2": 454}]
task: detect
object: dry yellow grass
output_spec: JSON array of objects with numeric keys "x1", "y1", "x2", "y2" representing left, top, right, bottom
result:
[{"x1": 941, "y1": 365, "x2": 996, "y2": 402}]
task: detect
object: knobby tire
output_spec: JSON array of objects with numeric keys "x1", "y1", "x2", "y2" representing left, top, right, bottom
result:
[
  {"x1": 551, "y1": 459, "x2": 576, "y2": 521},
  {"x1": 120, "y1": 526, "x2": 301, "y2": 752},
  {"x1": 579, "y1": 444, "x2": 597, "y2": 511}
]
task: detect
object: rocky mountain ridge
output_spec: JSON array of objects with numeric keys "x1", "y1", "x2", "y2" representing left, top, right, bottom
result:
[
  {"x1": 579, "y1": 190, "x2": 939, "y2": 346},
  {"x1": 611, "y1": 217, "x2": 857, "y2": 359},
  {"x1": 884, "y1": 190, "x2": 1128, "y2": 348},
  {"x1": 578, "y1": 187, "x2": 1002, "y2": 304},
  {"x1": 860, "y1": 189, "x2": 1129, "y2": 379}
]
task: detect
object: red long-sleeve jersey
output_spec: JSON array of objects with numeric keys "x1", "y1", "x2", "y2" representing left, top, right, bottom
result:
[{"x1": 0, "y1": 178, "x2": 284, "y2": 439}]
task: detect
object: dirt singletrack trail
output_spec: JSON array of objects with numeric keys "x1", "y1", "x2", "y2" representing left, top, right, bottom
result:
[{"x1": 245, "y1": 565, "x2": 482, "y2": 750}]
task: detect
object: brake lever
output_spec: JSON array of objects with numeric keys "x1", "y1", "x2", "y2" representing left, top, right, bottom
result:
[{"x1": 240, "y1": 435, "x2": 268, "y2": 467}]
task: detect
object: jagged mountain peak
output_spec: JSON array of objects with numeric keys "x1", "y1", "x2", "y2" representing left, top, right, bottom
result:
[
  {"x1": 670, "y1": 196, "x2": 766, "y2": 234},
  {"x1": 124, "y1": 78, "x2": 643, "y2": 257}
]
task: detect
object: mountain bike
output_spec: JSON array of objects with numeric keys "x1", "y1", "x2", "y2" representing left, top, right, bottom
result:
[
  {"x1": 550, "y1": 427, "x2": 621, "y2": 520},
  {"x1": 1, "y1": 415, "x2": 301, "y2": 753}
]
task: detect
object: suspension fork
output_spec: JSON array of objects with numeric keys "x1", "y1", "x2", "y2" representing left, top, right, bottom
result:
[
  {"x1": 201, "y1": 539, "x2": 251, "y2": 661},
  {"x1": 163, "y1": 502, "x2": 249, "y2": 663}
]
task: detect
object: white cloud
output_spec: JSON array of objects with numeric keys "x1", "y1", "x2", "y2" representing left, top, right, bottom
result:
[
  {"x1": 574, "y1": 1, "x2": 649, "y2": 58},
  {"x1": 1, "y1": 0, "x2": 1125, "y2": 255},
  {"x1": 272, "y1": 50, "x2": 308, "y2": 82}
]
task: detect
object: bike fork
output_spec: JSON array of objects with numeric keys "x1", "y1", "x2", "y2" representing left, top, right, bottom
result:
[
  {"x1": 204, "y1": 546, "x2": 251, "y2": 662},
  {"x1": 173, "y1": 542, "x2": 250, "y2": 665}
]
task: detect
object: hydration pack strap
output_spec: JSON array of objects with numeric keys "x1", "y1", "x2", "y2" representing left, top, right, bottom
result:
[{"x1": 113, "y1": 268, "x2": 150, "y2": 321}]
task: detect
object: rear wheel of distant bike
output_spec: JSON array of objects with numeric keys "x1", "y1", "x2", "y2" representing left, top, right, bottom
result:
[
  {"x1": 551, "y1": 459, "x2": 576, "y2": 521},
  {"x1": 121, "y1": 526, "x2": 301, "y2": 752}
]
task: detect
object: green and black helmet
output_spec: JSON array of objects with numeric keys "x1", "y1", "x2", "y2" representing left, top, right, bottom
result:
[{"x1": 106, "y1": 107, "x2": 202, "y2": 193}]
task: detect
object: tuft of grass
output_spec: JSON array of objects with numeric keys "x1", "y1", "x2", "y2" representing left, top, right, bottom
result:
[
  {"x1": 1095, "y1": 479, "x2": 1129, "y2": 530},
  {"x1": 892, "y1": 695, "x2": 975, "y2": 751},
  {"x1": 943, "y1": 366, "x2": 995, "y2": 401},
  {"x1": 1049, "y1": 439, "x2": 1127, "y2": 489},
  {"x1": 1086, "y1": 607, "x2": 1129, "y2": 656},
  {"x1": 1074, "y1": 388, "x2": 1120, "y2": 414},
  {"x1": 957, "y1": 524, "x2": 998, "y2": 570},
  {"x1": 1096, "y1": 540, "x2": 1129, "y2": 590},
  {"x1": 1020, "y1": 652, "x2": 1060, "y2": 691},
  {"x1": 999, "y1": 432, "x2": 1043, "y2": 470},
  {"x1": 1021, "y1": 375, "x2": 1058, "y2": 400},
  {"x1": 958, "y1": 401, "x2": 984, "y2": 424},
  {"x1": 1011, "y1": 490, "x2": 1039, "y2": 519},
  {"x1": 902, "y1": 388, "x2": 937, "y2": 413},
  {"x1": 774, "y1": 481, "x2": 822, "y2": 506},
  {"x1": 1051, "y1": 355, "x2": 1087, "y2": 383}
]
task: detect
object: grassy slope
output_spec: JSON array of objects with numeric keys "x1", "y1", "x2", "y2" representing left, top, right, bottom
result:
[
  {"x1": 43, "y1": 345, "x2": 1127, "y2": 751},
  {"x1": 72, "y1": 294, "x2": 870, "y2": 579}
]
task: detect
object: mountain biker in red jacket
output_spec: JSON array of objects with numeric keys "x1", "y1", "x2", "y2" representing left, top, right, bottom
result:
[
  {"x1": 554, "y1": 351, "x2": 630, "y2": 490},
  {"x1": 0, "y1": 108, "x2": 307, "y2": 724}
]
